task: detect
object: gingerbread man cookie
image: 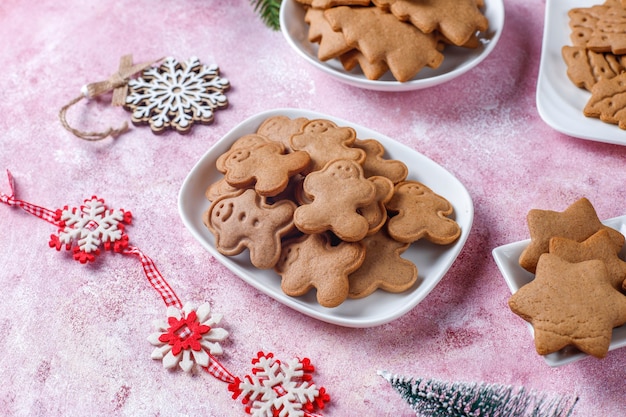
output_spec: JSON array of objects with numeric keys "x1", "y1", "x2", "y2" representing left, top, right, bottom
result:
[
  {"x1": 294, "y1": 159, "x2": 376, "y2": 242},
  {"x1": 348, "y1": 228, "x2": 417, "y2": 299},
  {"x1": 275, "y1": 233, "x2": 365, "y2": 308},
  {"x1": 385, "y1": 180, "x2": 460, "y2": 245},
  {"x1": 204, "y1": 189, "x2": 296, "y2": 269},
  {"x1": 359, "y1": 175, "x2": 394, "y2": 236},
  {"x1": 353, "y1": 138, "x2": 408, "y2": 183},
  {"x1": 290, "y1": 119, "x2": 365, "y2": 173},
  {"x1": 255, "y1": 115, "x2": 309, "y2": 152},
  {"x1": 217, "y1": 136, "x2": 311, "y2": 197}
]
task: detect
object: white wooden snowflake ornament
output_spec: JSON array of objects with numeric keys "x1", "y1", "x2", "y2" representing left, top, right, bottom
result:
[{"x1": 124, "y1": 56, "x2": 230, "y2": 134}]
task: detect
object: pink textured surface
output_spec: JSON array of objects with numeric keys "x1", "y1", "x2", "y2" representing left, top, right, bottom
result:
[{"x1": 1, "y1": 0, "x2": 626, "y2": 416}]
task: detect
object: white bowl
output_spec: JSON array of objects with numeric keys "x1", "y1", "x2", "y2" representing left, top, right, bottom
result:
[
  {"x1": 178, "y1": 108, "x2": 474, "y2": 327},
  {"x1": 279, "y1": 0, "x2": 505, "y2": 91},
  {"x1": 492, "y1": 215, "x2": 626, "y2": 366}
]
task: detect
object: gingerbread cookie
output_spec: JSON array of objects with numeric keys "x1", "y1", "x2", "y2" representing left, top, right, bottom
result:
[
  {"x1": 584, "y1": 72, "x2": 626, "y2": 129},
  {"x1": 339, "y1": 49, "x2": 391, "y2": 81},
  {"x1": 305, "y1": 7, "x2": 355, "y2": 62},
  {"x1": 385, "y1": 180, "x2": 460, "y2": 245},
  {"x1": 372, "y1": 0, "x2": 489, "y2": 46},
  {"x1": 205, "y1": 177, "x2": 242, "y2": 202},
  {"x1": 353, "y1": 138, "x2": 408, "y2": 183},
  {"x1": 295, "y1": 0, "x2": 370, "y2": 7},
  {"x1": 290, "y1": 119, "x2": 365, "y2": 173},
  {"x1": 255, "y1": 115, "x2": 309, "y2": 151},
  {"x1": 217, "y1": 137, "x2": 311, "y2": 197},
  {"x1": 204, "y1": 189, "x2": 296, "y2": 269},
  {"x1": 518, "y1": 197, "x2": 624, "y2": 274},
  {"x1": 275, "y1": 233, "x2": 365, "y2": 308},
  {"x1": 359, "y1": 175, "x2": 394, "y2": 236},
  {"x1": 562, "y1": 45, "x2": 626, "y2": 91},
  {"x1": 348, "y1": 228, "x2": 417, "y2": 299},
  {"x1": 569, "y1": 4, "x2": 626, "y2": 54},
  {"x1": 549, "y1": 229, "x2": 626, "y2": 290},
  {"x1": 508, "y1": 253, "x2": 626, "y2": 358},
  {"x1": 323, "y1": 6, "x2": 444, "y2": 82},
  {"x1": 294, "y1": 159, "x2": 376, "y2": 242}
]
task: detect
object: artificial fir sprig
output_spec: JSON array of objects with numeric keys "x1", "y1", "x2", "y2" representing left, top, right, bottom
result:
[
  {"x1": 251, "y1": 0, "x2": 282, "y2": 30},
  {"x1": 379, "y1": 371, "x2": 578, "y2": 417}
]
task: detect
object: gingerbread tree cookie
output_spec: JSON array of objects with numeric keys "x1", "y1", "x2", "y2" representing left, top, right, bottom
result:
[
  {"x1": 324, "y1": 6, "x2": 444, "y2": 82},
  {"x1": 372, "y1": 0, "x2": 489, "y2": 46}
]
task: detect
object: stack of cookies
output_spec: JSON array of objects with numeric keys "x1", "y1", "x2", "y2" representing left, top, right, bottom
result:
[
  {"x1": 562, "y1": 0, "x2": 626, "y2": 129},
  {"x1": 202, "y1": 114, "x2": 461, "y2": 308},
  {"x1": 508, "y1": 198, "x2": 626, "y2": 359},
  {"x1": 297, "y1": 0, "x2": 490, "y2": 82}
]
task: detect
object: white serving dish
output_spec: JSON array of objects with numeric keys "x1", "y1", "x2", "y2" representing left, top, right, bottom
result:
[
  {"x1": 492, "y1": 215, "x2": 626, "y2": 366},
  {"x1": 536, "y1": 0, "x2": 626, "y2": 145},
  {"x1": 179, "y1": 108, "x2": 473, "y2": 327},
  {"x1": 279, "y1": 0, "x2": 504, "y2": 91}
]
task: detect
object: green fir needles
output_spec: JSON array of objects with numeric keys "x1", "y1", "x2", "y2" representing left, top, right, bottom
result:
[
  {"x1": 378, "y1": 371, "x2": 578, "y2": 417},
  {"x1": 251, "y1": 0, "x2": 282, "y2": 30}
]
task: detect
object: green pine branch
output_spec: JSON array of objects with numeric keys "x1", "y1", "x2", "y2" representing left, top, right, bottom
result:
[{"x1": 251, "y1": 0, "x2": 282, "y2": 31}]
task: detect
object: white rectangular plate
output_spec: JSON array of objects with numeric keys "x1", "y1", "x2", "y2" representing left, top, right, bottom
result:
[
  {"x1": 178, "y1": 108, "x2": 474, "y2": 327},
  {"x1": 536, "y1": 0, "x2": 626, "y2": 145},
  {"x1": 493, "y1": 215, "x2": 626, "y2": 366}
]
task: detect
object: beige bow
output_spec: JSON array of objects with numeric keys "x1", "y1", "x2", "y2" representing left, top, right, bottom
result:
[{"x1": 59, "y1": 54, "x2": 163, "y2": 141}]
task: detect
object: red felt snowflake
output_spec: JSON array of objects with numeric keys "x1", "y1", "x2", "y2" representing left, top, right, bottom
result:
[
  {"x1": 49, "y1": 196, "x2": 132, "y2": 263},
  {"x1": 229, "y1": 352, "x2": 330, "y2": 417}
]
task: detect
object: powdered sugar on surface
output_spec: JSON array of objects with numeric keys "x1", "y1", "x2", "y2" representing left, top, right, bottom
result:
[{"x1": 1, "y1": 1, "x2": 626, "y2": 416}]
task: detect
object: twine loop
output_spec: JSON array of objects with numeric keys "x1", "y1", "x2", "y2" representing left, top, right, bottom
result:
[{"x1": 59, "y1": 54, "x2": 163, "y2": 141}]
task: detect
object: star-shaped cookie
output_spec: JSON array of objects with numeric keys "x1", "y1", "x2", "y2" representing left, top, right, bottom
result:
[
  {"x1": 549, "y1": 229, "x2": 626, "y2": 290},
  {"x1": 518, "y1": 197, "x2": 624, "y2": 273},
  {"x1": 508, "y1": 253, "x2": 626, "y2": 358}
]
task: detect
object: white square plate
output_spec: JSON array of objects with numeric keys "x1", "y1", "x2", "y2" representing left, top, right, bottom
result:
[
  {"x1": 279, "y1": 0, "x2": 504, "y2": 91},
  {"x1": 492, "y1": 215, "x2": 626, "y2": 366},
  {"x1": 536, "y1": 0, "x2": 626, "y2": 145},
  {"x1": 178, "y1": 108, "x2": 474, "y2": 327}
]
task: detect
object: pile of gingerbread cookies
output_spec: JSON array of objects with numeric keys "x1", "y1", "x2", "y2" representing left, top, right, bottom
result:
[
  {"x1": 296, "y1": 0, "x2": 490, "y2": 82},
  {"x1": 562, "y1": 0, "x2": 626, "y2": 129},
  {"x1": 202, "y1": 114, "x2": 461, "y2": 308},
  {"x1": 508, "y1": 198, "x2": 626, "y2": 359}
]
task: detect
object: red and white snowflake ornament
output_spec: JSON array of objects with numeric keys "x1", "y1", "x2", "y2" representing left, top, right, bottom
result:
[
  {"x1": 148, "y1": 302, "x2": 229, "y2": 373},
  {"x1": 49, "y1": 196, "x2": 132, "y2": 263},
  {"x1": 229, "y1": 352, "x2": 330, "y2": 417}
]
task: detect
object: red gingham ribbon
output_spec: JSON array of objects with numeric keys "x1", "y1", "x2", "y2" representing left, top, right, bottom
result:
[
  {"x1": 123, "y1": 245, "x2": 183, "y2": 309},
  {"x1": 1, "y1": 170, "x2": 59, "y2": 226},
  {"x1": 204, "y1": 352, "x2": 236, "y2": 384}
]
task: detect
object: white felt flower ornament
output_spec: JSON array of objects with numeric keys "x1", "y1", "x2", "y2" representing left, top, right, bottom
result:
[{"x1": 148, "y1": 302, "x2": 228, "y2": 372}]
